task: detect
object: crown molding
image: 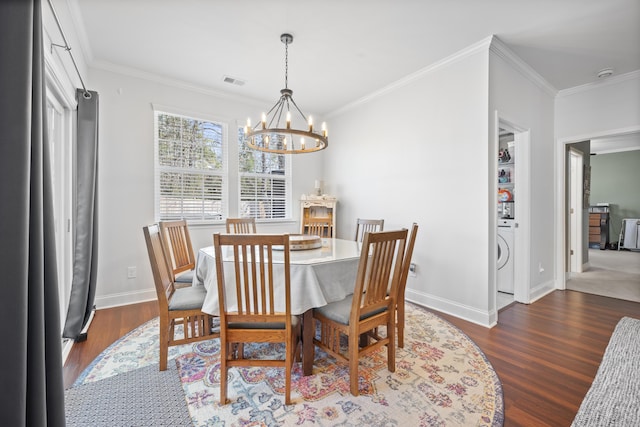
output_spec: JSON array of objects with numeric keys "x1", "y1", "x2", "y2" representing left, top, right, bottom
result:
[
  {"x1": 328, "y1": 36, "x2": 494, "y2": 118},
  {"x1": 557, "y1": 69, "x2": 640, "y2": 98},
  {"x1": 489, "y1": 35, "x2": 558, "y2": 97},
  {"x1": 91, "y1": 59, "x2": 267, "y2": 108},
  {"x1": 65, "y1": 0, "x2": 93, "y2": 65}
]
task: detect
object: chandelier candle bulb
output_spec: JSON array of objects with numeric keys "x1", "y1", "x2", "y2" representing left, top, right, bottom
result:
[
  {"x1": 286, "y1": 111, "x2": 291, "y2": 129},
  {"x1": 301, "y1": 137, "x2": 305, "y2": 150},
  {"x1": 322, "y1": 122, "x2": 327, "y2": 138},
  {"x1": 308, "y1": 116, "x2": 313, "y2": 132},
  {"x1": 261, "y1": 113, "x2": 266, "y2": 129}
]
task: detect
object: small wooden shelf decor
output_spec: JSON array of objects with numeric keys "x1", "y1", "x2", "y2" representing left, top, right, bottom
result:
[{"x1": 300, "y1": 195, "x2": 337, "y2": 237}]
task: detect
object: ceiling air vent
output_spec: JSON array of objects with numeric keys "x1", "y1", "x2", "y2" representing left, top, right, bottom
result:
[{"x1": 223, "y1": 75, "x2": 246, "y2": 86}]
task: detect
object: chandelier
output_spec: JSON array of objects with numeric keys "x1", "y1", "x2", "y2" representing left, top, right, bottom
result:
[{"x1": 244, "y1": 33, "x2": 328, "y2": 154}]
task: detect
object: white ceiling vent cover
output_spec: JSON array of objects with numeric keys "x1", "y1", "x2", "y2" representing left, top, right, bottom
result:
[{"x1": 223, "y1": 76, "x2": 246, "y2": 86}]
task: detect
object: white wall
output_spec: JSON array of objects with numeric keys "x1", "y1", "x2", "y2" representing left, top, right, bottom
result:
[
  {"x1": 489, "y1": 41, "x2": 557, "y2": 305},
  {"x1": 89, "y1": 67, "x2": 324, "y2": 307},
  {"x1": 556, "y1": 72, "x2": 640, "y2": 140},
  {"x1": 325, "y1": 42, "x2": 494, "y2": 326}
]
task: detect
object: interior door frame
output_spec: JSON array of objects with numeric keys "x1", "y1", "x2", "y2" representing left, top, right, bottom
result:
[
  {"x1": 555, "y1": 125, "x2": 640, "y2": 290},
  {"x1": 45, "y1": 57, "x2": 76, "y2": 360},
  {"x1": 494, "y1": 113, "x2": 531, "y2": 310}
]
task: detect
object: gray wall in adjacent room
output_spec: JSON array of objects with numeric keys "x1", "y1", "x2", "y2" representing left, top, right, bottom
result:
[{"x1": 589, "y1": 150, "x2": 640, "y2": 243}]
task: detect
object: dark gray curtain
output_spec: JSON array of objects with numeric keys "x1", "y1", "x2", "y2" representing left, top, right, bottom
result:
[
  {"x1": 62, "y1": 90, "x2": 99, "y2": 340},
  {"x1": 0, "y1": 0, "x2": 66, "y2": 425}
]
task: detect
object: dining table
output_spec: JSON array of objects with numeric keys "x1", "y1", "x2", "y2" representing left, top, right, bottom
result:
[{"x1": 192, "y1": 237, "x2": 363, "y2": 375}]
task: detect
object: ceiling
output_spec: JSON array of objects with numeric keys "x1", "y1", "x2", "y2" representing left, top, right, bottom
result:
[{"x1": 65, "y1": 0, "x2": 639, "y2": 116}]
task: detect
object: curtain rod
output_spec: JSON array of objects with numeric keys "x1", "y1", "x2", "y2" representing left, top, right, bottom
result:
[{"x1": 46, "y1": 0, "x2": 91, "y2": 99}]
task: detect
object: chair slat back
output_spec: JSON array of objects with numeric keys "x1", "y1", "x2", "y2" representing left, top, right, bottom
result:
[
  {"x1": 214, "y1": 233, "x2": 291, "y2": 324},
  {"x1": 351, "y1": 229, "x2": 407, "y2": 321},
  {"x1": 398, "y1": 223, "x2": 419, "y2": 300},
  {"x1": 355, "y1": 218, "x2": 384, "y2": 242},
  {"x1": 225, "y1": 217, "x2": 257, "y2": 234},
  {"x1": 304, "y1": 216, "x2": 331, "y2": 237},
  {"x1": 143, "y1": 224, "x2": 174, "y2": 309},
  {"x1": 159, "y1": 220, "x2": 196, "y2": 276}
]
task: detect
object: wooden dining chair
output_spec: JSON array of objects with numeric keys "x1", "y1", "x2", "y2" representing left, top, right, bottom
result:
[
  {"x1": 159, "y1": 219, "x2": 196, "y2": 285},
  {"x1": 354, "y1": 218, "x2": 384, "y2": 242},
  {"x1": 304, "y1": 216, "x2": 332, "y2": 237},
  {"x1": 225, "y1": 217, "x2": 257, "y2": 234},
  {"x1": 313, "y1": 228, "x2": 407, "y2": 396},
  {"x1": 213, "y1": 233, "x2": 302, "y2": 405},
  {"x1": 143, "y1": 224, "x2": 217, "y2": 371},
  {"x1": 371, "y1": 223, "x2": 419, "y2": 348},
  {"x1": 396, "y1": 223, "x2": 418, "y2": 348}
]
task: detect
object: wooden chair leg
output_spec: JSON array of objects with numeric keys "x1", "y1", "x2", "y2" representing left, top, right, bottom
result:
[
  {"x1": 388, "y1": 318, "x2": 396, "y2": 372},
  {"x1": 220, "y1": 344, "x2": 228, "y2": 404},
  {"x1": 159, "y1": 317, "x2": 169, "y2": 371},
  {"x1": 359, "y1": 332, "x2": 369, "y2": 348},
  {"x1": 285, "y1": 357, "x2": 292, "y2": 405},
  {"x1": 398, "y1": 301, "x2": 405, "y2": 348},
  {"x1": 349, "y1": 333, "x2": 360, "y2": 396}
]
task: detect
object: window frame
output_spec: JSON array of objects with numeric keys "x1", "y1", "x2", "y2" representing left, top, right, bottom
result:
[
  {"x1": 153, "y1": 107, "x2": 229, "y2": 224},
  {"x1": 236, "y1": 126, "x2": 293, "y2": 222},
  {"x1": 153, "y1": 106, "x2": 294, "y2": 225}
]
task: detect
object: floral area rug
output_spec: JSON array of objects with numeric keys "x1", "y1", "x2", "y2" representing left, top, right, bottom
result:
[{"x1": 77, "y1": 304, "x2": 503, "y2": 426}]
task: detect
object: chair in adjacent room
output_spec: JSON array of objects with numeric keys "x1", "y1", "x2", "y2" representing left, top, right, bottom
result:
[
  {"x1": 213, "y1": 233, "x2": 301, "y2": 405},
  {"x1": 354, "y1": 218, "x2": 384, "y2": 242},
  {"x1": 396, "y1": 223, "x2": 418, "y2": 348},
  {"x1": 159, "y1": 219, "x2": 196, "y2": 285},
  {"x1": 313, "y1": 228, "x2": 407, "y2": 396},
  {"x1": 143, "y1": 224, "x2": 217, "y2": 371},
  {"x1": 303, "y1": 216, "x2": 332, "y2": 237},
  {"x1": 225, "y1": 217, "x2": 257, "y2": 234}
]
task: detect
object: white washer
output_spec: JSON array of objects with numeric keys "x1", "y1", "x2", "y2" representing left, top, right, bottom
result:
[{"x1": 497, "y1": 219, "x2": 514, "y2": 294}]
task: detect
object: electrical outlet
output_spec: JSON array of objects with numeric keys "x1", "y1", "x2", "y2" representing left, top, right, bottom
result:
[
  {"x1": 127, "y1": 266, "x2": 137, "y2": 279},
  {"x1": 538, "y1": 262, "x2": 544, "y2": 274},
  {"x1": 409, "y1": 263, "x2": 417, "y2": 277}
]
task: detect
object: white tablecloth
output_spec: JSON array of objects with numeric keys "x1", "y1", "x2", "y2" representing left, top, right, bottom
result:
[{"x1": 193, "y1": 238, "x2": 362, "y2": 316}]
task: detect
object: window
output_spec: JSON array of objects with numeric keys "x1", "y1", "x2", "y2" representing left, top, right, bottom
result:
[
  {"x1": 155, "y1": 111, "x2": 226, "y2": 221},
  {"x1": 238, "y1": 127, "x2": 290, "y2": 219}
]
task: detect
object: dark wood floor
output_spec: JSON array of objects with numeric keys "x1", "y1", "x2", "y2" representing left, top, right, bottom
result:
[{"x1": 63, "y1": 290, "x2": 640, "y2": 426}]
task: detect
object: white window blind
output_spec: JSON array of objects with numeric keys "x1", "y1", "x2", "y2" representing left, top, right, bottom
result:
[
  {"x1": 155, "y1": 111, "x2": 226, "y2": 221},
  {"x1": 238, "y1": 127, "x2": 290, "y2": 219}
]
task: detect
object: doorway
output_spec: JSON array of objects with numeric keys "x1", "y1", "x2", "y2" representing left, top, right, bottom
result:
[
  {"x1": 495, "y1": 116, "x2": 531, "y2": 313},
  {"x1": 45, "y1": 73, "x2": 74, "y2": 359},
  {"x1": 557, "y1": 127, "x2": 640, "y2": 297}
]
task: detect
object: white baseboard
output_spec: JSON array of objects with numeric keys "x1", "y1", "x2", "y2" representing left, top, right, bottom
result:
[
  {"x1": 94, "y1": 288, "x2": 157, "y2": 309},
  {"x1": 528, "y1": 279, "x2": 556, "y2": 303},
  {"x1": 405, "y1": 288, "x2": 497, "y2": 328}
]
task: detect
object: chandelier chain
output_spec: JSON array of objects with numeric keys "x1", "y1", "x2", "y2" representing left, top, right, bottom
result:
[{"x1": 284, "y1": 38, "x2": 289, "y2": 89}]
